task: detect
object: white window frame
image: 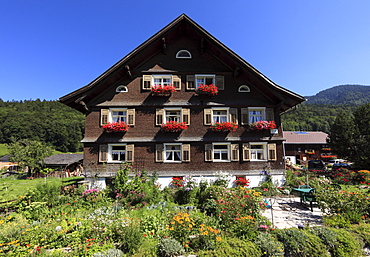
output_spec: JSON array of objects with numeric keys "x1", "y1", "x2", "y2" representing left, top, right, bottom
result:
[
  {"x1": 108, "y1": 144, "x2": 127, "y2": 163},
  {"x1": 116, "y1": 85, "x2": 128, "y2": 93},
  {"x1": 164, "y1": 108, "x2": 182, "y2": 122},
  {"x1": 248, "y1": 107, "x2": 266, "y2": 123},
  {"x1": 212, "y1": 107, "x2": 229, "y2": 123},
  {"x1": 164, "y1": 143, "x2": 182, "y2": 163},
  {"x1": 213, "y1": 143, "x2": 230, "y2": 162},
  {"x1": 176, "y1": 50, "x2": 192, "y2": 59},
  {"x1": 109, "y1": 108, "x2": 128, "y2": 123},
  {"x1": 195, "y1": 74, "x2": 215, "y2": 89},
  {"x1": 152, "y1": 74, "x2": 172, "y2": 87},
  {"x1": 249, "y1": 142, "x2": 267, "y2": 161}
]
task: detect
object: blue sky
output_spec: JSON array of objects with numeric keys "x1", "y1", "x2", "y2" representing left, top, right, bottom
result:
[{"x1": 1, "y1": 0, "x2": 370, "y2": 101}]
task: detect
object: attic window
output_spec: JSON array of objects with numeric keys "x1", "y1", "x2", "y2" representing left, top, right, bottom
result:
[
  {"x1": 116, "y1": 85, "x2": 128, "y2": 93},
  {"x1": 238, "y1": 85, "x2": 250, "y2": 92},
  {"x1": 176, "y1": 50, "x2": 192, "y2": 59}
]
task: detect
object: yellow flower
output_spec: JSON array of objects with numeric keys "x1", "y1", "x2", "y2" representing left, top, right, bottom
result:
[{"x1": 216, "y1": 237, "x2": 222, "y2": 241}]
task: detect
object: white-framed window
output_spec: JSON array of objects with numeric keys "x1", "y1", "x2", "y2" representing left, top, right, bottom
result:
[
  {"x1": 99, "y1": 144, "x2": 134, "y2": 163},
  {"x1": 176, "y1": 50, "x2": 192, "y2": 59},
  {"x1": 205, "y1": 143, "x2": 239, "y2": 162},
  {"x1": 250, "y1": 143, "x2": 267, "y2": 161},
  {"x1": 156, "y1": 108, "x2": 190, "y2": 125},
  {"x1": 164, "y1": 144, "x2": 182, "y2": 163},
  {"x1": 242, "y1": 142, "x2": 276, "y2": 161},
  {"x1": 100, "y1": 108, "x2": 135, "y2": 126},
  {"x1": 248, "y1": 107, "x2": 265, "y2": 123},
  {"x1": 142, "y1": 74, "x2": 181, "y2": 90},
  {"x1": 156, "y1": 144, "x2": 190, "y2": 162},
  {"x1": 195, "y1": 74, "x2": 215, "y2": 88},
  {"x1": 204, "y1": 107, "x2": 238, "y2": 125},
  {"x1": 238, "y1": 85, "x2": 250, "y2": 92},
  {"x1": 116, "y1": 85, "x2": 128, "y2": 93}
]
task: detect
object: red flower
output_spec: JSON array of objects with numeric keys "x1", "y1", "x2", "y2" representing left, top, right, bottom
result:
[
  {"x1": 150, "y1": 85, "x2": 176, "y2": 95},
  {"x1": 102, "y1": 121, "x2": 129, "y2": 132},
  {"x1": 211, "y1": 122, "x2": 238, "y2": 132},
  {"x1": 249, "y1": 120, "x2": 276, "y2": 131},
  {"x1": 161, "y1": 121, "x2": 188, "y2": 132},
  {"x1": 196, "y1": 84, "x2": 218, "y2": 96},
  {"x1": 234, "y1": 177, "x2": 250, "y2": 186},
  {"x1": 172, "y1": 176, "x2": 184, "y2": 187}
]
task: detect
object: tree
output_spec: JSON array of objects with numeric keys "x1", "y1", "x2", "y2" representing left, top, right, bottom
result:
[
  {"x1": 328, "y1": 103, "x2": 370, "y2": 169},
  {"x1": 7, "y1": 139, "x2": 53, "y2": 175}
]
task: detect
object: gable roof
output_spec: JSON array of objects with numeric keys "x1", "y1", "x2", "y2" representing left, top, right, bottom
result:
[
  {"x1": 59, "y1": 13, "x2": 305, "y2": 113},
  {"x1": 283, "y1": 131, "x2": 328, "y2": 144},
  {"x1": 43, "y1": 154, "x2": 83, "y2": 165}
]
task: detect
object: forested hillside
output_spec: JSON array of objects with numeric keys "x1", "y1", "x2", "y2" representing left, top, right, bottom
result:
[
  {"x1": 282, "y1": 85, "x2": 370, "y2": 133},
  {"x1": 0, "y1": 99, "x2": 85, "y2": 152}
]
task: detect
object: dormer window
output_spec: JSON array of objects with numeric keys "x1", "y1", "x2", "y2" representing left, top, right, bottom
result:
[
  {"x1": 176, "y1": 50, "x2": 192, "y2": 59},
  {"x1": 238, "y1": 85, "x2": 250, "y2": 93},
  {"x1": 116, "y1": 85, "x2": 128, "y2": 93}
]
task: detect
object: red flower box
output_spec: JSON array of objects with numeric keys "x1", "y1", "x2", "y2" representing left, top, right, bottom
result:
[
  {"x1": 102, "y1": 121, "x2": 129, "y2": 132},
  {"x1": 161, "y1": 121, "x2": 188, "y2": 132},
  {"x1": 210, "y1": 122, "x2": 238, "y2": 132},
  {"x1": 249, "y1": 120, "x2": 276, "y2": 131},
  {"x1": 171, "y1": 176, "x2": 184, "y2": 187},
  {"x1": 150, "y1": 85, "x2": 176, "y2": 95},
  {"x1": 196, "y1": 84, "x2": 218, "y2": 96}
]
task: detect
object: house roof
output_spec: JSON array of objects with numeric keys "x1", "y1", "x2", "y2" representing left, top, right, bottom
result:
[
  {"x1": 283, "y1": 131, "x2": 328, "y2": 144},
  {"x1": 0, "y1": 155, "x2": 10, "y2": 162},
  {"x1": 59, "y1": 13, "x2": 305, "y2": 113},
  {"x1": 43, "y1": 154, "x2": 83, "y2": 165}
]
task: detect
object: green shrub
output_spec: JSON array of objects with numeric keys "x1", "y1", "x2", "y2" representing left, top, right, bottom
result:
[
  {"x1": 158, "y1": 237, "x2": 185, "y2": 257},
  {"x1": 274, "y1": 228, "x2": 330, "y2": 257},
  {"x1": 350, "y1": 223, "x2": 370, "y2": 247},
  {"x1": 333, "y1": 228, "x2": 363, "y2": 257},
  {"x1": 322, "y1": 214, "x2": 351, "y2": 228},
  {"x1": 254, "y1": 232, "x2": 284, "y2": 257},
  {"x1": 197, "y1": 237, "x2": 262, "y2": 257}
]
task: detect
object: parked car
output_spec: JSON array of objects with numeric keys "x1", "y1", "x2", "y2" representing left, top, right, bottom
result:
[
  {"x1": 331, "y1": 163, "x2": 351, "y2": 171},
  {"x1": 308, "y1": 160, "x2": 326, "y2": 172}
]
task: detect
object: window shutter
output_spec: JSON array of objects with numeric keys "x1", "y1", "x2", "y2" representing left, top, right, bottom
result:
[
  {"x1": 172, "y1": 75, "x2": 181, "y2": 90},
  {"x1": 241, "y1": 108, "x2": 249, "y2": 125},
  {"x1": 268, "y1": 143, "x2": 277, "y2": 161},
  {"x1": 215, "y1": 75, "x2": 224, "y2": 90},
  {"x1": 126, "y1": 144, "x2": 134, "y2": 162},
  {"x1": 266, "y1": 108, "x2": 274, "y2": 121},
  {"x1": 182, "y1": 144, "x2": 190, "y2": 162},
  {"x1": 142, "y1": 75, "x2": 152, "y2": 90},
  {"x1": 156, "y1": 108, "x2": 164, "y2": 125},
  {"x1": 204, "y1": 108, "x2": 212, "y2": 125},
  {"x1": 100, "y1": 109, "x2": 109, "y2": 126},
  {"x1": 127, "y1": 108, "x2": 135, "y2": 126},
  {"x1": 99, "y1": 145, "x2": 108, "y2": 162},
  {"x1": 182, "y1": 108, "x2": 190, "y2": 125},
  {"x1": 231, "y1": 144, "x2": 239, "y2": 161},
  {"x1": 186, "y1": 75, "x2": 195, "y2": 90},
  {"x1": 229, "y1": 108, "x2": 238, "y2": 124},
  {"x1": 205, "y1": 144, "x2": 213, "y2": 161},
  {"x1": 242, "y1": 143, "x2": 250, "y2": 161},
  {"x1": 155, "y1": 144, "x2": 164, "y2": 162}
]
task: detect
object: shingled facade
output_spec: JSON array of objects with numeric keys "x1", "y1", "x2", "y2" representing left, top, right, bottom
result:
[{"x1": 60, "y1": 14, "x2": 305, "y2": 188}]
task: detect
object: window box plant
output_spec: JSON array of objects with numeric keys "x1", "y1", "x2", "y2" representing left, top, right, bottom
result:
[
  {"x1": 196, "y1": 84, "x2": 218, "y2": 96},
  {"x1": 210, "y1": 122, "x2": 238, "y2": 132},
  {"x1": 234, "y1": 177, "x2": 250, "y2": 187},
  {"x1": 249, "y1": 120, "x2": 276, "y2": 131},
  {"x1": 102, "y1": 121, "x2": 129, "y2": 133},
  {"x1": 151, "y1": 85, "x2": 176, "y2": 96},
  {"x1": 161, "y1": 121, "x2": 188, "y2": 132}
]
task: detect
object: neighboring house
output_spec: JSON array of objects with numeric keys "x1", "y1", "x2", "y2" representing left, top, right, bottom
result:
[
  {"x1": 283, "y1": 131, "x2": 336, "y2": 165},
  {"x1": 59, "y1": 14, "x2": 305, "y2": 188},
  {"x1": 43, "y1": 154, "x2": 83, "y2": 177},
  {"x1": 0, "y1": 155, "x2": 19, "y2": 172}
]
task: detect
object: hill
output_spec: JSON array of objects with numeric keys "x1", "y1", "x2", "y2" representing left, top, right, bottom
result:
[{"x1": 305, "y1": 84, "x2": 370, "y2": 105}]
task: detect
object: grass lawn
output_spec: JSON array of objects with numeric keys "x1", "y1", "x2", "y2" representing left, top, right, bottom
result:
[{"x1": 0, "y1": 176, "x2": 84, "y2": 202}]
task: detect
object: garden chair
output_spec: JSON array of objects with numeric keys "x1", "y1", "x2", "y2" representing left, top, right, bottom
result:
[
  {"x1": 302, "y1": 188, "x2": 316, "y2": 212},
  {"x1": 298, "y1": 185, "x2": 311, "y2": 189}
]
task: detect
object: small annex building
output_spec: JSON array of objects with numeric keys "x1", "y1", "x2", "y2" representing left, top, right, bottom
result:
[{"x1": 60, "y1": 14, "x2": 305, "y2": 189}]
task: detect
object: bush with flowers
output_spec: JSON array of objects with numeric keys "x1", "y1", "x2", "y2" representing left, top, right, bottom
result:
[
  {"x1": 249, "y1": 120, "x2": 276, "y2": 131},
  {"x1": 196, "y1": 84, "x2": 218, "y2": 96},
  {"x1": 102, "y1": 121, "x2": 129, "y2": 133},
  {"x1": 150, "y1": 85, "x2": 176, "y2": 95},
  {"x1": 210, "y1": 122, "x2": 238, "y2": 132},
  {"x1": 234, "y1": 177, "x2": 250, "y2": 187},
  {"x1": 161, "y1": 121, "x2": 188, "y2": 132}
]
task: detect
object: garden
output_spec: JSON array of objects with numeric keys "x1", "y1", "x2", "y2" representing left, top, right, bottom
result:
[{"x1": 1, "y1": 164, "x2": 370, "y2": 256}]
